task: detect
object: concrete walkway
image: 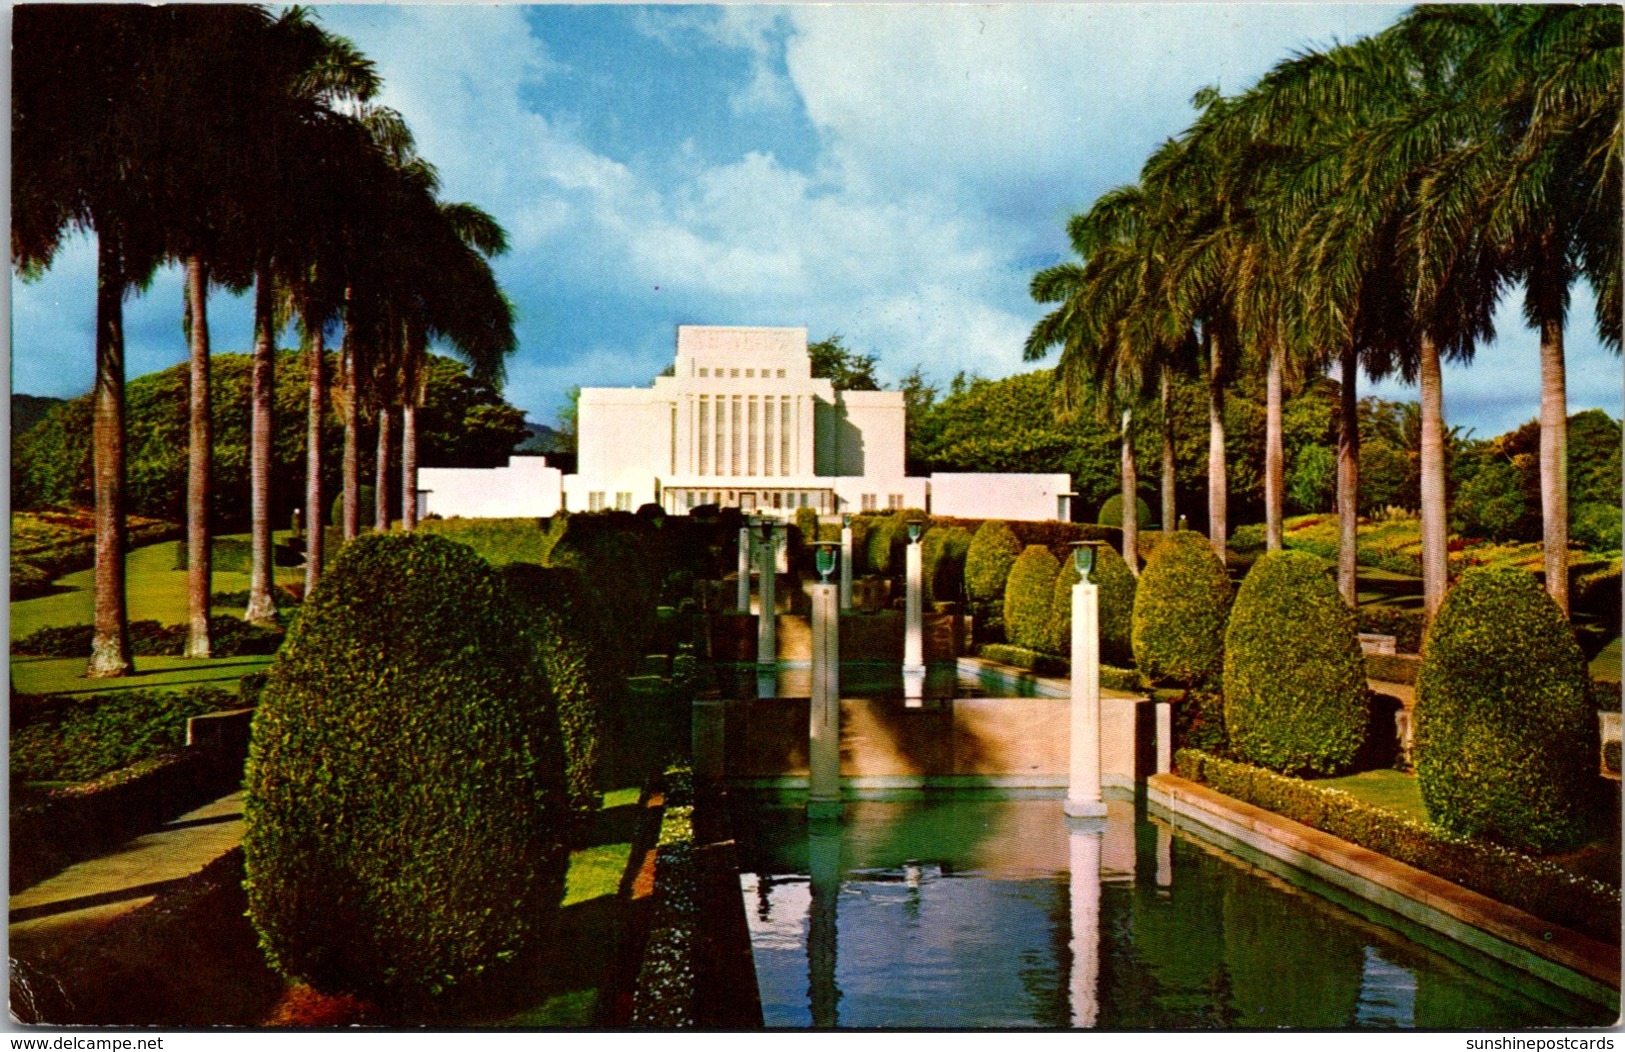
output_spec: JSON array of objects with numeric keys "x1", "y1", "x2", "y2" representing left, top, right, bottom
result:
[{"x1": 10, "y1": 790, "x2": 246, "y2": 960}]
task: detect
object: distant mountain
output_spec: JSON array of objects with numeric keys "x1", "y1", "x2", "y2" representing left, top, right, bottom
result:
[
  {"x1": 12, "y1": 394, "x2": 65, "y2": 438},
  {"x1": 516, "y1": 421, "x2": 570, "y2": 454}
]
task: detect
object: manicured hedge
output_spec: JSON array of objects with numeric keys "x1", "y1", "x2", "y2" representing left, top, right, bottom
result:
[
  {"x1": 244, "y1": 533, "x2": 569, "y2": 1004},
  {"x1": 1223, "y1": 551, "x2": 1368, "y2": 776},
  {"x1": 1004, "y1": 546, "x2": 1061, "y2": 651},
  {"x1": 1044, "y1": 542, "x2": 1137, "y2": 666},
  {"x1": 13, "y1": 617, "x2": 284, "y2": 658},
  {"x1": 977, "y1": 644, "x2": 1146, "y2": 691},
  {"x1": 1414, "y1": 567, "x2": 1596, "y2": 852},
  {"x1": 920, "y1": 525, "x2": 973, "y2": 605},
  {"x1": 1132, "y1": 530, "x2": 1233, "y2": 688},
  {"x1": 501, "y1": 563, "x2": 616, "y2": 815},
  {"x1": 1175, "y1": 749, "x2": 1621, "y2": 945},
  {"x1": 1098, "y1": 493, "x2": 1152, "y2": 530},
  {"x1": 11, "y1": 687, "x2": 241, "y2": 783},
  {"x1": 964, "y1": 520, "x2": 1022, "y2": 603}
]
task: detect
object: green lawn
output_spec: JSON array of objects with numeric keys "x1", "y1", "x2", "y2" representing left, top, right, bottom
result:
[
  {"x1": 1592, "y1": 636, "x2": 1621, "y2": 683},
  {"x1": 11, "y1": 533, "x2": 304, "y2": 642},
  {"x1": 1318, "y1": 768, "x2": 1429, "y2": 824},
  {"x1": 11, "y1": 653, "x2": 274, "y2": 697}
]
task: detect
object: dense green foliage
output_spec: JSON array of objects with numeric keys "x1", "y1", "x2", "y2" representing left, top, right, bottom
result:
[
  {"x1": 963, "y1": 520, "x2": 1022, "y2": 603},
  {"x1": 1097, "y1": 493, "x2": 1152, "y2": 529},
  {"x1": 329, "y1": 486, "x2": 375, "y2": 529},
  {"x1": 1176, "y1": 750, "x2": 1619, "y2": 945},
  {"x1": 11, "y1": 686, "x2": 241, "y2": 782},
  {"x1": 545, "y1": 512, "x2": 671, "y2": 669},
  {"x1": 978, "y1": 642, "x2": 1146, "y2": 690},
  {"x1": 13, "y1": 616, "x2": 283, "y2": 658},
  {"x1": 920, "y1": 525, "x2": 973, "y2": 604},
  {"x1": 1223, "y1": 552, "x2": 1368, "y2": 775},
  {"x1": 243, "y1": 533, "x2": 568, "y2": 1003},
  {"x1": 1045, "y1": 543, "x2": 1137, "y2": 666},
  {"x1": 416, "y1": 515, "x2": 563, "y2": 567},
  {"x1": 1413, "y1": 568, "x2": 1596, "y2": 851},
  {"x1": 1132, "y1": 531, "x2": 1233, "y2": 687},
  {"x1": 14, "y1": 352, "x2": 527, "y2": 527},
  {"x1": 500, "y1": 563, "x2": 616, "y2": 815},
  {"x1": 1003, "y1": 546, "x2": 1061, "y2": 650},
  {"x1": 1356, "y1": 605, "x2": 1425, "y2": 654}
]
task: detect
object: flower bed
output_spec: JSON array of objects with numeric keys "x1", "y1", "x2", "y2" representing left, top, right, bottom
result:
[
  {"x1": 1175, "y1": 749, "x2": 1620, "y2": 944},
  {"x1": 628, "y1": 765, "x2": 699, "y2": 1027}
]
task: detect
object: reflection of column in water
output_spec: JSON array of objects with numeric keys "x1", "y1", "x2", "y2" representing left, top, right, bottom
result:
[
  {"x1": 1068, "y1": 826, "x2": 1103, "y2": 1028},
  {"x1": 1156, "y1": 824, "x2": 1173, "y2": 889},
  {"x1": 903, "y1": 536, "x2": 925, "y2": 673},
  {"x1": 737, "y1": 527, "x2": 752, "y2": 611},
  {"x1": 756, "y1": 872, "x2": 774, "y2": 922},
  {"x1": 903, "y1": 861, "x2": 923, "y2": 921},
  {"x1": 902, "y1": 667, "x2": 925, "y2": 707},
  {"x1": 808, "y1": 822, "x2": 842, "y2": 1028},
  {"x1": 758, "y1": 525, "x2": 777, "y2": 665}
]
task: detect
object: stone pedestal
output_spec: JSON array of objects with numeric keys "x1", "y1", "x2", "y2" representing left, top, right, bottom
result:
[
  {"x1": 737, "y1": 527, "x2": 752, "y2": 612},
  {"x1": 903, "y1": 537, "x2": 924, "y2": 674},
  {"x1": 1068, "y1": 825, "x2": 1102, "y2": 1027},
  {"x1": 808, "y1": 582, "x2": 842, "y2": 816},
  {"x1": 902, "y1": 666, "x2": 925, "y2": 708},
  {"x1": 1155, "y1": 699, "x2": 1173, "y2": 775},
  {"x1": 839, "y1": 524, "x2": 853, "y2": 610},
  {"x1": 757, "y1": 525, "x2": 777, "y2": 666},
  {"x1": 1065, "y1": 580, "x2": 1107, "y2": 819}
]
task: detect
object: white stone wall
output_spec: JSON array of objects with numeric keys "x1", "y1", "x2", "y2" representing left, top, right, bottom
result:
[
  {"x1": 419, "y1": 457, "x2": 563, "y2": 519},
  {"x1": 928, "y1": 473, "x2": 1073, "y2": 522},
  {"x1": 832, "y1": 476, "x2": 928, "y2": 514}
]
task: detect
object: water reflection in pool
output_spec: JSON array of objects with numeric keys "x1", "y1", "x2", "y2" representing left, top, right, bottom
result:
[{"x1": 730, "y1": 797, "x2": 1612, "y2": 1029}]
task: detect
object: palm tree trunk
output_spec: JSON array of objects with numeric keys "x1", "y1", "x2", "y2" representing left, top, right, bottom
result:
[
  {"x1": 184, "y1": 256, "x2": 213, "y2": 659},
  {"x1": 375, "y1": 404, "x2": 392, "y2": 533},
  {"x1": 341, "y1": 344, "x2": 360, "y2": 541},
  {"x1": 1418, "y1": 333, "x2": 1449, "y2": 623},
  {"x1": 1264, "y1": 343, "x2": 1284, "y2": 552},
  {"x1": 305, "y1": 325, "x2": 327, "y2": 595},
  {"x1": 245, "y1": 264, "x2": 278, "y2": 625},
  {"x1": 1120, "y1": 408, "x2": 1139, "y2": 575},
  {"x1": 1207, "y1": 330, "x2": 1227, "y2": 565},
  {"x1": 401, "y1": 401, "x2": 418, "y2": 531},
  {"x1": 1538, "y1": 315, "x2": 1569, "y2": 615},
  {"x1": 1160, "y1": 366, "x2": 1176, "y2": 538},
  {"x1": 1336, "y1": 347, "x2": 1360, "y2": 607},
  {"x1": 87, "y1": 230, "x2": 132, "y2": 678}
]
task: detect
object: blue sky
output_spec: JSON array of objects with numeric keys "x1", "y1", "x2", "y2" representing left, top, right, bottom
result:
[{"x1": 11, "y1": 3, "x2": 1621, "y2": 440}]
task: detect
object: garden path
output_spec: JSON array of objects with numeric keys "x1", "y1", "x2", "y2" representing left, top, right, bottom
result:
[{"x1": 9, "y1": 789, "x2": 244, "y2": 961}]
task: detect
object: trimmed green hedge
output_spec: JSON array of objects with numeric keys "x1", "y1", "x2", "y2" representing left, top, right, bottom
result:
[
  {"x1": 11, "y1": 687, "x2": 241, "y2": 783},
  {"x1": 1223, "y1": 551, "x2": 1368, "y2": 776},
  {"x1": 964, "y1": 520, "x2": 1022, "y2": 604},
  {"x1": 13, "y1": 617, "x2": 284, "y2": 658},
  {"x1": 415, "y1": 515, "x2": 564, "y2": 568},
  {"x1": 1098, "y1": 493, "x2": 1152, "y2": 530},
  {"x1": 976, "y1": 644, "x2": 1145, "y2": 691},
  {"x1": 244, "y1": 533, "x2": 569, "y2": 1004},
  {"x1": 920, "y1": 525, "x2": 973, "y2": 605},
  {"x1": 1044, "y1": 542, "x2": 1137, "y2": 666},
  {"x1": 1175, "y1": 749, "x2": 1620, "y2": 945},
  {"x1": 501, "y1": 563, "x2": 617, "y2": 816},
  {"x1": 1414, "y1": 567, "x2": 1596, "y2": 852},
  {"x1": 1003, "y1": 546, "x2": 1061, "y2": 651},
  {"x1": 329, "y1": 485, "x2": 375, "y2": 529},
  {"x1": 1132, "y1": 530, "x2": 1233, "y2": 688}
]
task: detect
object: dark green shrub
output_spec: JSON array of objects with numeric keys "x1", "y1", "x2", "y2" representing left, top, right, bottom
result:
[
  {"x1": 1571, "y1": 502, "x2": 1622, "y2": 552},
  {"x1": 1132, "y1": 530, "x2": 1233, "y2": 688},
  {"x1": 1356, "y1": 605, "x2": 1425, "y2": 654},
  {"x1": 329, "y1": 485, "x2": 375, "y2": 529},
  {"x1": 416, "y1": 516, "x2": 557, "y2": 567},
  {"x1": 13, "y1": 617, "x2": 282, "y2": 658},
  {"x1": 865, "y1": 513, "x2": 900, "y2": 575},
  {"x1": 847, "y1": 516, "x2": 872, "y2": 575},
  {"x1": 1223, "y1": 551, "x2": 1367, "y2": 775},
  {"x1": 1044, "y1": 542, "x2": 1136, "y2": 665},
  {"x1": 921, "y1": 525, "x2": 973, "y2": 604},
  {"x1": 1098, "y1": 493, "x2": 1152, "y2": 530},
  {"x1": 11, "y1": 687, "x2": 240, "y2": 783},
  {"x1": 501, "y1": 563, "x2": 616, "y2": 815},
  {"x1": 11, "y1": 561, "x2": 52, "y2": 601},
  {"x1": 794, "y1": 506, "x2": 819, "y2": 550},
  {"x1": 964, "y1": 520, "x2": 1022, "y2": 603},
  {"x1": 548, "y1": 515, "x2": 662, "y2": 671},
  {"x1": 1605, "y1": 740, "x2": 1621, "y2": 774},
  {"x1": 243, "y1": 533, "x2": 568, "y2": 1004},
  {"x1": 1414, "y1": 567, "x2": 1596, "y2": 851},
  {"x1": 1176, "y1": 749, "x2": 1620, "y2": 944},
  {"x1": 1003, "y1": 546, "x2": 1061, "y2": 651},
  {"x1": 1229, "y1": 523, "x2": 1267, "y2": 554}
]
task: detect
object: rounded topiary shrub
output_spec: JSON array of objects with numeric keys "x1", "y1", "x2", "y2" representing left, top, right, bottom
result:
[
  {"x1": 1004, "y1": 545, "x2": 1061, "y2": 651},
  {"x1": 866, "y1": 513, "x2": 903, "y2": 576},
  {"x1": 501, "y1": 563, "x2": 616, "y2": 815},
  {"x1": 1413, "y1": 567, "x2": 1596, "y2": 851},
  {"x1": 1222, "y1": 551, "x2": 1367, "y2": 775},
  {"x1": 964, "y1": 520, "x2": 1022, "y2": 604},
  {"x1": 328, "y1": 485, "x2": 374, "y2": 528},
  {"x1": 243, "y1": 533, "x2": 569, "y2": 1005},
  {"x1": 1046, "y1": 543, "x2": 1137, "y2": 665},
  {"x1": 921, "y1": 525, "x2": 974, "y2": 604},
  {"x1": 1132, "y1": 530, "x2": 1233, "y2": 688},
  {"x1": 1098, "y1": 493, "x2": 1153, "y2": 530}
]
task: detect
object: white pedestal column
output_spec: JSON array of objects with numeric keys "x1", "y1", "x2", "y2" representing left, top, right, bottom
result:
[
  {"x1": 902, "y1": 667, "x2": 925, "y2": 708},
  {"x1": 839, "y1": 523, "x2": 853, "y2": 610},
  {"x1": 1155, "y1": 699, "x2": 1173, "y2": 775},
  {"x1": 1066, "y1": 580, "x2": 1107, "y2": 819},
  {"x1": 757, "y1": 525, "x2": 777, "y2": 666},
  {"x1": 737, "y1": 527, "x2": 752, "y2": 612},
  {"x1": 1068, "y1": 825, "x2": 1103, "y2": 1028},
  {"x1": 808, "y1": 582, "x2": 842, "y2": 817},
  {"x1": 903, "y1": 537, "x2": 925, "y2": 674}
]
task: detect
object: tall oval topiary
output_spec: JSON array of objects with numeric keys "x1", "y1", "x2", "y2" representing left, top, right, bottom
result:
[
  {"x1": 921, "y1": 525, "x2": 974, "y2": 605},
  {"x1": 501, "y1": 563, "x2": 617, "y2": 815},
  {"x1": 1046, "y1": 543, "x2": 1137, "y2": 665},
  {"x1": 1222, "y1": 551, "x2": 1367, "y2": 775},
  {"x1": 964, "y1": 519, "x2": 1022, "y2": 603},
  {"x1": 1004, "y1": 545, "x2": 1061, "y2": 651},
  {"x1": 1413, "y1": 567, "x2": 1596, "y2": 851},
  {"x1": 1098, "y1": 493, "x2": 1152, "y2": 530},
  {"x1": 1132, "y1": 530, "x2": 1233, "y2": 688},
  {"x1": 243, "y1": 533, "x2": 569, "y2": 1005}
]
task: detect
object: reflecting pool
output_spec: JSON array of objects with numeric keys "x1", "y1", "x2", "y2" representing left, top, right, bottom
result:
[{"x1": 730, "y1": 797, "x2": 1614, "y2": 1028}]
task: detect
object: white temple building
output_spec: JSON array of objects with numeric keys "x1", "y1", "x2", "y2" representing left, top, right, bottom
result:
[{"x1": 419, "y1": 326, "x2": 1072, "y2": 522}]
